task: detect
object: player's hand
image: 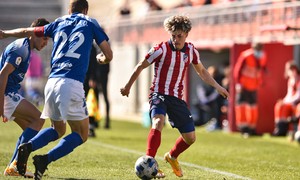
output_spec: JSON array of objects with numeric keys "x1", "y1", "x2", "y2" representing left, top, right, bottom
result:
[
  {"x1": 218, "y1": 86, "x2": 229, "y2": 99},
  {"x1": 120, "y1": 87, "x2": 130, "y2": 97}
]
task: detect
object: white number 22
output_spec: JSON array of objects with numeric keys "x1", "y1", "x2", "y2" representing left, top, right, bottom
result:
[{"x1": 53, "y1": 31, "x2": 84, "y2": 60}]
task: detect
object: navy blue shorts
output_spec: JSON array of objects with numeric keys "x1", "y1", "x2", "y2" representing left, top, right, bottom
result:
[{"x1": 149, "y1": 93, "x2": 195, "y2": 133}]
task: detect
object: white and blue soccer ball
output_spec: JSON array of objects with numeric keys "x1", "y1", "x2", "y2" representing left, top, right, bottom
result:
[{"x1": 134, "y1": 155, "x2": 158, "y2": 180}]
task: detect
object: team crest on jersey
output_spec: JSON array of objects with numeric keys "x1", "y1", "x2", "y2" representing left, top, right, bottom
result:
[
  {"x1": 15, "y1": 57, "x2": 22, "y2": 65},
  {"x1": 183, "y1": 53, "x2": 188, "y2": 63},
  {"x1": 152, "y1": 98, "x2": 161, "y2": 105}
]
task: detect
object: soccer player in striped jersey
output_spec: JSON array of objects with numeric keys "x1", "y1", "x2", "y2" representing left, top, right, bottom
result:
[
  {"x1": 0, "y1": 18, "x2": 49, "y2": 178},
  {"x1": 0, "y1": 0, "x2": 113, "y2": 179},
  {"x1": 120, "y1": 15, "x2": 229, "y2": 178}
]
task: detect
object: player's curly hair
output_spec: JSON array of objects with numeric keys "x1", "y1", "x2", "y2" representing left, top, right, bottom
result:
[{"x1": 164, "y1": 15, "x2": 192, "y2": 33}]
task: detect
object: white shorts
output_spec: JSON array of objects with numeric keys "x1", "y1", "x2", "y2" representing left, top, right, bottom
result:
[
  {"x1": 4, "y1": 92, "x2": 25, "y2": 121},
  {"x1": 41, "y1": 78, "x2": 88, "y2": 122}
]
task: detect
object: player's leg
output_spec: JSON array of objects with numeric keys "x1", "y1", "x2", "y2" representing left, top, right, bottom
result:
[
  {"x1": 244, "y1": 91, "x2": 259, "y2": 136},
  {"x1": 27, "y1": 77, "x2": 72, "y2": 154},
  {"x1": 149, "y1": 114, "x2": 165, "y2": 178},
  {"x1": 165, "y1": 123, "x2": 195, "y2": 178},
  {"x1": 32, "y1": 118, "x2": 88, "y2": 180},
  {"x1": 41, "y1": 77, "x2": 88, "y2": 161},
  {"x1": 34, "y1": 119, "x2": 86, "y2": 166},
  {"x1": 33, "y1": 78, "x2": 88, "y2": 179},
  {"x1": 147, "y1": 93, "x2": 167, "y2": 178},
  {"x1": 16, "y1": 77, "x2": 63, "y2": 176},
  {"x1": 29, "y1": 120, "x2": 66, "y2": 180},
  {"x1": 273, "y1": 103, "x2": 293, "y2": 136},
  {"x1": 164, "y1": 97, "x2": 195, "y2": 177},
  {"x1": 16, "y1": 121, "x2": 62, "y2": 176},
  {"x1": 9, "y1": 98, "x2": 43, "y2": 162},
  {"x1": 147, "y1": 93, "x2": 167, "y2": 158},
  {"x1": 4, "y1": 94, "x2": 43, "y2": 177},
  {"x1": 170, "y1": 130, "x2": 196, "y2": 158},
  {"x1": 147, "y1": 114, "x2": 165, "y2": 157},
  {"x1": 245, "y1": 104, "x2": 258, "y2": 135}
]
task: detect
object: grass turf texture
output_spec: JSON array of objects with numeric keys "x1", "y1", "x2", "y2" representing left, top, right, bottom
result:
[{"x1": 1, "y1": 119, "x2": 299, "y2": 180}]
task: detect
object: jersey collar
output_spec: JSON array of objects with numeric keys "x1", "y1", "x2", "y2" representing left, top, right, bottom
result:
[{"x1": 168, "y1": 40, "x2": 186, "y2": 52}]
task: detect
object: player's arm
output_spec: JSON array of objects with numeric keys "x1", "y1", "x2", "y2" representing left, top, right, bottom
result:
[
  {"x1": 120, "y1": 59, "x2": 151, "y2": 97},
  {"x1": 0, "y1": 63, "x2": 15, "y2": 121},
  {"x1": 96, "y1": 41, "x2": 113, "y2": 64},
  {"x1": 0, "y1": 27, "x2": 35, "y2": 39},
  {"x1": 193, "y1": 63, "x2": 229, "y2": 99}
]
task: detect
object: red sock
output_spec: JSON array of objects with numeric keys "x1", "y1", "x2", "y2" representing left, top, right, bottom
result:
[
  {"x1": 146, "y1": 129, "x2": 161, "y2": 157},
  {"x1": 169, "y1": 137, "x2": 190, "y2": 158}
]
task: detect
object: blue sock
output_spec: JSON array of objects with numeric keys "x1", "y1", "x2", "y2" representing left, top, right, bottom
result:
[
  {"x1": 9, "y1": 128, "x2": 38, "y2": 164},
  {"x1": 47, "y1": 132, "x2": 83, "y2": 163},
  {"x1": 30, "y1": 127, "x2": 59, "y2": 151}
]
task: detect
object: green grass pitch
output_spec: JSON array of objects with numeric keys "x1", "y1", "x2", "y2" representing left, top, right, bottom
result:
[{"x1": 1, "y1": 119, "x2": 299, "y2": 180}]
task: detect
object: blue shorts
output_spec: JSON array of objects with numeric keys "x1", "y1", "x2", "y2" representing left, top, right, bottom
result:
[{"x1": 149, "y1": 93, "x2": 195, "y2": 133}]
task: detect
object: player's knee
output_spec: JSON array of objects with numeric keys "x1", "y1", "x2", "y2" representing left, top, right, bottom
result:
[
  {"x1": 55, "y1": 128, "x2": 66, "y2": 138},
  {"x1": 151, "y1": 116, "x2": 165, "y2": 130},
  {"x1": 29, "y1": 118, "x2": 45, "y2": 131},
  {"x1": 185, "y1": 136, "x2": 196, "y2": 145},
  {"x1": 189, "y1": 136, "x2": 197, "y2": 145},
  {"x1": 36, "y1": 118, "x2": 45, "y2": 129}
]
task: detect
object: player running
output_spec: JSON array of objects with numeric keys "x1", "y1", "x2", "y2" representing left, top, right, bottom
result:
[{"x1": 120, "y1": 15, "x2": 229, "y2": 178}]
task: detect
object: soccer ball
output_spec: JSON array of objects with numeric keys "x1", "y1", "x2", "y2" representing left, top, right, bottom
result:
[
  {"x1": 294, "y1": 131, "x2": 300, "y2": 143},
  {"x1": 134, "y1": 155, "x2": 158, "y2": 180}
]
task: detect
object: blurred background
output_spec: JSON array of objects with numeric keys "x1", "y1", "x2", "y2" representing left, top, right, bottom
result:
[{"x1": 1, "y1": 0, "x2": 300, "y2": 134}]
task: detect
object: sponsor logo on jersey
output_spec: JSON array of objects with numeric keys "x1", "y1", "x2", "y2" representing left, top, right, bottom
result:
[
  {"x1": 52, "y1": 62, "x2": 73, "y2": 70},
  {"x1": 15, "y1": 57, "x2": 22, "y2": 65},
  {"x1": 183, "y1": 53, "x2": 188, "y2": 63}
]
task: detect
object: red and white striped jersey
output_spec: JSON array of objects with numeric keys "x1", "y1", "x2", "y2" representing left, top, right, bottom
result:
[{"x1": 145, "y1": 41, "x2": 201, "y2": 100}]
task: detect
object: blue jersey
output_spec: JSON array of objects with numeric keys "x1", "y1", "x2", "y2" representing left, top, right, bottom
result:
[
  {"x1": 0, "y1": 38, "x2": 31, "y2": 94},
  {"x1": 42, "y1": 13, "x2": 109, "y2": 83}
]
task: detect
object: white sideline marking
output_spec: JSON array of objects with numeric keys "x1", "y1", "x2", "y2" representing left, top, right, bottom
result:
[{"x1": 89, "y1": 140, "x2": 251, "y2": 180}]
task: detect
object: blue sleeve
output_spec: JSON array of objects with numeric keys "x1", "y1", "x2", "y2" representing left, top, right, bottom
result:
[
  {"x1": 44, "y1": 21, "x2": 58, "y2": 38},
  {"x1": 90, "y1": 18, "x2": 109, "y2": 45},
  {"x1": 6, "y1": 46, "x2": 29, "y2": 68}
]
